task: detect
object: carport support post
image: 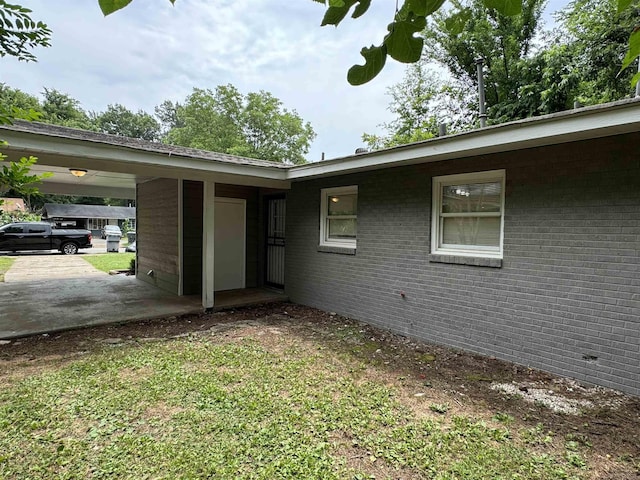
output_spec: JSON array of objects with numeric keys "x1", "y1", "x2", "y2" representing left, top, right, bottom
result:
[{"x1": 202, "y1": 181, "x2": 216, "y2": 310}]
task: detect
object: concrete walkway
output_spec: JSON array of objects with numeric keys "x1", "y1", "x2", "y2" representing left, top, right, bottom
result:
[
  {"x1": 3, "y1": 253, "x2": 106, "y2": 282},
  {"x1": 0, "y1": 275, "x2": 202, "y2": 338}
]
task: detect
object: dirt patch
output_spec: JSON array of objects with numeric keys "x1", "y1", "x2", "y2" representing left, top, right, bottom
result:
[{"x1": 0, "y1": 302, "x2": 638, "y2": 477}]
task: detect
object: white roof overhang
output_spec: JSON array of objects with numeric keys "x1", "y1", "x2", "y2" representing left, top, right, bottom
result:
[{"x1": 1, "y1": 98, "x2": 639, "y2": 197}]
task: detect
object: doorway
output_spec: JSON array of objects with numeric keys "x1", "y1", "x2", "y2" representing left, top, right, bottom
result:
[{"x1": 265, "y1": 197, "x2": 285, "y2": 288}]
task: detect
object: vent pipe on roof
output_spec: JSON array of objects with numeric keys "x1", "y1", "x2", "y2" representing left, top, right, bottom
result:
[
  {"x1": 475, "y1": 57, "x2": 487, "y2": 128},
  {"x1": 438, "y1": 123, "x2": 447, "y2": 137},
  {"x1": 636, "y1": 58, "x2": 640, "y2": 97}
]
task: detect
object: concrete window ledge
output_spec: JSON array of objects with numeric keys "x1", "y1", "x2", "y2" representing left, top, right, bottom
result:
[
  {"x1": 317, "y1": 245, "x2": 356, "y2": 255},
  {"x1": 429, "y1": 254, "x2": 502, "y2": 268}
]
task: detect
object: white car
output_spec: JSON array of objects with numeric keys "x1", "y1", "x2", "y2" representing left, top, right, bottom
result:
[{"x1": 101, "y1": 225, "x2": 122, "y2": 239}]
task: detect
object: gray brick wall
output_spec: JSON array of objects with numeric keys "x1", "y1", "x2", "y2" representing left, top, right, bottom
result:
[{"x1": 285, "y1": 133, "x2": 640, "y2": 395}]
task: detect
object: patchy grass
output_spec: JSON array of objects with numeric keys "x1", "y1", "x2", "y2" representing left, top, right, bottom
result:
[
  {"x1": 0, "y1": 256, "x2": 15, "y2": 282},
  {"x1": 82, "y1": 253, "x2": 135, "y2": 273},
  {"x1": 0, "y1": 317, "x2": 602, "y2": 480}
]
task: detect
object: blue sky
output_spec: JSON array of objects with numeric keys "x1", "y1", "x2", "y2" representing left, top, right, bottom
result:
[{"x1": 1, "y1": 0, "x2": 567, "y2": 162}]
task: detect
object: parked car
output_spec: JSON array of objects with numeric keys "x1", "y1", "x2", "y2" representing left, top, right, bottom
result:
[
  {"x1": 101, "y1": 225, "x2": 122, "y2": 239},
  {"x1": 0, "y1": 222, "x2": 92, "y2": 255},
  {"x1": 125, "y1": 241, "x2": 136, "y2": 252}
]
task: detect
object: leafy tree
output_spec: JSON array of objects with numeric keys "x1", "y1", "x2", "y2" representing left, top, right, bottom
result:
[
  {"x1": 0, "y1": 148, "x2": 53, "y2": 210},
  {"x1": 553, "y1": 0, "x2": 640, "y2": 104},
  {"x1": 362, "y1": 62, "x2": 473, "y2": 149},
  {"x1": 93, "y1": 103, "x2": 161, "y2": 141},
  {"x1": 165, "y1": 86, "x2": 315, "y2": 164},
  {"x1": 0, "y1": 83, "x2": 42, "y2": 124},
  {"x1": 40, "y1": 88, "x2": 95, "y2": 130},
  {"x1": 423, "y1": 0, "x2": 546, "y2": 123},
  {"x1": 154, "y1": 99, "x2": 183, "y2": 135}
]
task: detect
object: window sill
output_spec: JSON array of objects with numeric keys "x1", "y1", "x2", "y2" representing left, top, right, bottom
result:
[
  {"x1": 318, "y1": 245, "x2": 356, "y2": 255},
  {"x1": 429, "y1": 254, "x2": 502, "y2": 268}
]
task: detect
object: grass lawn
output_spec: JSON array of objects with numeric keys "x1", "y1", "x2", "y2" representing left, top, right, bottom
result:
[
  {"x1": 0, "y1": 256, "x2": 15, "y2": 282},
  {"x1": 82, "y1": 252, "x2": 135, "y2": 273},
  {"x1": 0, "y1": 307, "x2": 636, "y2": 479}
]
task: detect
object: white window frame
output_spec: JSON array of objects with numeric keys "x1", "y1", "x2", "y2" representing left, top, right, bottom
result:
[
  {"x1": 320, "y1": 185, "x2": 358, "y2": 249},
  {"x1": 431, "y1": 170, "x2": 505, "y2": 259}
]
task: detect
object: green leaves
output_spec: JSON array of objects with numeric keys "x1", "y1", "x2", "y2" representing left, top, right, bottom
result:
[
  {"x1": 482, "y1": 0, "x2": 523, "y2": 16},
  {"x1": 385, "y1": 16, "x2": 426, "y2": 63},
  {"x1": 98, "y1": 0, "x2": 134, "y2": 16},
  {"x1": 403, "y1": 0, "x2": 447, "y2": 16},
  {"x1": 444, "y1": 8, "x2": 473, "y2": 35},
  {"x1": 99, "y1": 0, "x2": 176, "y2": 16},
  {"x1": 347, "y1": 45, "x2": 387, "y2": 85},
  {"x1": 617, "y1": 0, "x2": 633, "y2": 13},
  {"x1": 621, "y1": 27, "x2": 640, "y2": 72},
  {"x1": 321, "y1": 0, "x2": 371, "y2": 26}
]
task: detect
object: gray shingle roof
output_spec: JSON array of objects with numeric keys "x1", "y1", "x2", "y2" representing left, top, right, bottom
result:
[
  {"x1": 2, "y1": 121, "x2": 290, "y2": 169},
  {"x1": 42, "y1": 203, "x2": 135, "y2": 219}
]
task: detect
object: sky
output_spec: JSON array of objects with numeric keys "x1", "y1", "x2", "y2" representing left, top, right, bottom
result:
[{"x1": 1, "y1": 0, "x2": 567, "y2": 163}]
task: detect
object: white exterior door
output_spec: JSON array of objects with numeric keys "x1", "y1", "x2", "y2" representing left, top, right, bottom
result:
[{"x1": 214, "y1": 197, "x2": 246, "y2": 291}]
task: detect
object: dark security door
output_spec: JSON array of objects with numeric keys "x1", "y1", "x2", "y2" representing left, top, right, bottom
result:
[{"x1": 266, "y1": 197, "x2": 285, "y2": 288}]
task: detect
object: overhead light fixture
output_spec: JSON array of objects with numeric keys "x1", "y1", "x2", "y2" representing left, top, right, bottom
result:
[{"x1": 69, "y1": 168, "x2": 88, "y2": 177}]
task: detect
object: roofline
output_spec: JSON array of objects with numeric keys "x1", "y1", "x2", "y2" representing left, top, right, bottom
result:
[
  {"x1": 1, "y1": 98, "x2": 639, "y2": 184},
  {"x1": 287, "y1": 98, "x2": 640, "y2": 180}
]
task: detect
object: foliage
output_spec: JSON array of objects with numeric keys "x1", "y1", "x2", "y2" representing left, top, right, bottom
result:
[
  {"x1": 312, "y1": 0, "x2": 640, "y2": 87},
  {"x1": 0, "y1": 256, "x2": 15, "y2": 281},
  {"x1": 40, "y1": 88, "x2": 95, "y2": 130},
  {"x1": 0, "y1": 0, "x2": 51, "y2": 62},
  {"x1": 92, "y1": 103, "x2": 161, "y2": 141},
  {"x1": 0, "y1": 334, "x2": 589, "y2": 478},
  {"x1": 0, "y1": 84, "x2": 42, "y2": 125},
  {"x1": 82, "y1": 252, "x2": 135, "y2": 273},
  {"x1": 362, "y1": 62, "x2": 474, "y2": 149},
  {"x1": 166, "y1": 86, "x2": 316, "y2": 164},
  {"x1": 0, "y1": 208, "x2": 39, "y2": 226},
  {"x1": 0, "y1": 148, "x2": 52, "y2": 210},
  {"x1": 423, "y1": 0, "x2": 546, "y2": 123}
]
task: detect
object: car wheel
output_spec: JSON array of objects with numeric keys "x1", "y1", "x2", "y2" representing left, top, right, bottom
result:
[{"x1": 61, "y1": 242, "x2": 79, "y2": 255}]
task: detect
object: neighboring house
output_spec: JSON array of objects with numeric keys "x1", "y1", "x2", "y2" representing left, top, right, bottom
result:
[
  {"x1": 41, "y1": 203, "x2": 135, "y2": 236},
  {"x1": 1, "y1": 98, "x2": 638, "y2": 396},
  {"x1": 0, "y1": 198, "x2": 26, "y2": 213}
]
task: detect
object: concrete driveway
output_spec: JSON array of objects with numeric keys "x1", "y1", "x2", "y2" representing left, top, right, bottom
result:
[
  {"x1": 3, "y1": 253, "x2": 106, "y2": 282},
  {"x1": 0, "y1": 275, "x2": 202, "y2": 339}
]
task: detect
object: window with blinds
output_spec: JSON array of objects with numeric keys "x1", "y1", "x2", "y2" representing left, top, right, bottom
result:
[{"x1": 432, "y1": 170, "x2": 505, "y2": 258}]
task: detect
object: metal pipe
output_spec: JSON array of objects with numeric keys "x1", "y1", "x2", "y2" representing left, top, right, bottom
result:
[
  {"x1": 475, "y1": 57, "x2": 487, "y2": 128},
  {"x1": 438, "y1": 123, "x2": 447, "y2": 137},
  {"x1": 636, "y1": 57, "x2": 640, "y2": 97}
]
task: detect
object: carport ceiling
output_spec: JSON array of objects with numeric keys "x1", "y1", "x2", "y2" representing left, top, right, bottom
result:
[{"x1": 28, "y1": 164, "x2": 144, "y2": 199}]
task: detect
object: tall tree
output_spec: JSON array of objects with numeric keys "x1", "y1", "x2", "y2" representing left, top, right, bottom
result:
[
  {"x1": 165, "y1": 86, "x2": 315, "y2": 164},
  {"x1": 424, "y1": 0, "x2": 547, "y2": 123},
  {"x1": 93, "y1": 103, "x2": 161, "y2": 141},
  {"x1": 40, "y1": 88, "x2": 94, "y2": 130},
  {"x1": 362, "y1": 62, "x2": 473, "y2": 149}
]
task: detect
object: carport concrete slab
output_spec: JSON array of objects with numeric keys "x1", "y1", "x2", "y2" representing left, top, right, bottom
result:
[{"x1": 0, "y1": 276, "x2": 202, "y2": 339}]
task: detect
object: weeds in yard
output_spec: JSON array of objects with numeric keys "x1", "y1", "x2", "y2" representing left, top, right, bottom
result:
[
  {"x1": 0, "y1": 332, "x2": 593, "y2": 479},
  {"x1": 0, "y1": 256, "x2": 15, "y2": 281}
]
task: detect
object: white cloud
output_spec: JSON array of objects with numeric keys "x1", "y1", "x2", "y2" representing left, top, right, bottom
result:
[{"x1": 0, "y1": 0, "x2": 568, "y2": 161}]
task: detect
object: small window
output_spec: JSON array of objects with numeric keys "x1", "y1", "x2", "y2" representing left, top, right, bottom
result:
[
  {"x1": 320, "y1": 186, "x2": 358, "y2": 248},
  {"x1": 432, "y1": 170, "x2": 505, "y2": 258},
  {"x1": 27, "y1": 225, "x2": 47, "y2": 233}
]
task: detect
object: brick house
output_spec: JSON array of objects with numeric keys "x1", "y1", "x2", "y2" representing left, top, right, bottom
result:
[{"x1": 1, "y1": 98, "x2": 638, "y2": 395}]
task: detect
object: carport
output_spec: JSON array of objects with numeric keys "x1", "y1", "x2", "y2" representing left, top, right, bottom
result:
[{"x1": 0, "y1": 121, "x2": 291, "y2": 324}]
